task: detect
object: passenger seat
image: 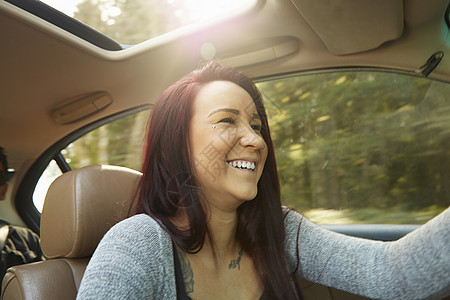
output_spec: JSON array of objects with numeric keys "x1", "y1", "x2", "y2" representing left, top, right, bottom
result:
[{"x1": 1, "y1": 165, "x2": 141, "y2": 300}]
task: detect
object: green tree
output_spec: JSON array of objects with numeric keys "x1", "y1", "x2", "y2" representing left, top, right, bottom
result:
[{"x1": 257, "y1": 72, "x2": 450, "y2": 214}]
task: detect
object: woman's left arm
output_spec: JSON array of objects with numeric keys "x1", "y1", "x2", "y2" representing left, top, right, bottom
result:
[{"x1": 284, "y1": 208, "x2": 450, "y2": 299}]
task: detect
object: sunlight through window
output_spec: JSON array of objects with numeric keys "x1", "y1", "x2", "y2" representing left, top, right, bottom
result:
[{"x1": 40, "y1": 0, "x2": 256, "y2": 45}]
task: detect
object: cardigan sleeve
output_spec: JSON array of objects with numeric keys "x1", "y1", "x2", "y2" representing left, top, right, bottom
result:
[
  {"x1": 284, "y1": 208, "x2": 450, "y2": 299},
  {"x1": 77, "y1": 214, "x2": 177, "y2": 300}
]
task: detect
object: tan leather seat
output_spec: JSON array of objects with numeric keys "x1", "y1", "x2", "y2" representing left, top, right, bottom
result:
[{"x1": 1, "y1": 165, "x2": 141, "y2": 300}]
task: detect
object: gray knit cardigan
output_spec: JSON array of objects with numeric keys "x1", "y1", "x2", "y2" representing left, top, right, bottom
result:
[{"x1": 77, "y1": 208, "x2": 450, "y2": 299}]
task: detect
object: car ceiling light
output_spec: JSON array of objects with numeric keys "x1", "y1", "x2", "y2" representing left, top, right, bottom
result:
[{"x1": 51, "y1": 91, "x2": 113, "y2": 125}]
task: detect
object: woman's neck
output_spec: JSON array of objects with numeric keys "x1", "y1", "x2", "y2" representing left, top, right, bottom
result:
[
  {"x1": 205, "y1": 206, "x2": 239, "y2": 256},
  {"x1": 170, "y1": 203, "x2": 240, "y2": 256}
]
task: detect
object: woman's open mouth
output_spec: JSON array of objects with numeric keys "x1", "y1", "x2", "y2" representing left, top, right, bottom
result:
[{"x1": 227, "y1": 160, "x2": 256, "y2": 171}]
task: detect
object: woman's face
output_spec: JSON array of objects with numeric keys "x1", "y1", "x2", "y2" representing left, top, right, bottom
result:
[{"x1": 189, "y1": 81, "x2": 268, "y2": 212}]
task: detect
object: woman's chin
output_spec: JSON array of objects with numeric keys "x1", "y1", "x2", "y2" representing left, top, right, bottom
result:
[{"x1": 235, "y1": 190, "x2": 258, "y2": 202}]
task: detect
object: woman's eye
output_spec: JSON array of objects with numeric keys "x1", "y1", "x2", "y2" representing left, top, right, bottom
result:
[
  {"x1": 251, "y1": 124, "x2": 262, "y2": 132},
  {"x1": 219, "y1": 117, "x2": 236, "y2": 124}
]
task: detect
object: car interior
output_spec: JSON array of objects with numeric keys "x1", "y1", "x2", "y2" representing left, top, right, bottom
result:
[{"x1": 1, "y1": 0, "x2": 449, "y2": 299}]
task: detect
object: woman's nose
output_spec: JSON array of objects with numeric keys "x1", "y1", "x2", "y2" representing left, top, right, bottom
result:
[{"x1": 239, "y1": 125, "x2": 265, "y2": 150}]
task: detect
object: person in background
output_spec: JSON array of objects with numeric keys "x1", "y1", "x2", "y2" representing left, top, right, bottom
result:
[
  {"x1": 0, "y1": 148, "x2": 14, "y2": 203},
  {"x1": 0, "y1": 147, "x2": 45, "y2": 285}
]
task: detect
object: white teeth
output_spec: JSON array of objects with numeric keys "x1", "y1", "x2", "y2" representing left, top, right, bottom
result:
[{"x1": 228, "y1": 160, "x2": 256, "y2": 171}]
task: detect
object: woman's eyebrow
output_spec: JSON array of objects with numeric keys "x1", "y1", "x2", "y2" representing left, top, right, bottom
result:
[
  {"x1": 208, "y1": 108, "x2": 240, "y2": 117},
  {"x1": 253, "y1": 114, "x2": 261, "y2": 120}
]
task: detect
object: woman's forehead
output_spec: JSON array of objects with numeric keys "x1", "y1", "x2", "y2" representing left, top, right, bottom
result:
[{"x1": 194, "y1": 81, "x2": 257, "y2": 115}]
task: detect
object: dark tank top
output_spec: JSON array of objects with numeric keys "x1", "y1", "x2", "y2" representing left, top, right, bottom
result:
[{"x1": 173, "y1": 246, "x2": 269, "y2": 299}]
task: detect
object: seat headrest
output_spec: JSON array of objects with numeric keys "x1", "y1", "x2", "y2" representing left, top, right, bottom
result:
[{"x1": 40, "y1": 165, "x2": 142, "y2": 259}]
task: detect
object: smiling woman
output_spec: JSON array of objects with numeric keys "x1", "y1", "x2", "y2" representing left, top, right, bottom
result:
[
  {"x1": 76, "y1": 62, "x2": 450, "y2": 300},
  {"x1": 78, "y1": 61, "x2": 299, "y2": 299}
]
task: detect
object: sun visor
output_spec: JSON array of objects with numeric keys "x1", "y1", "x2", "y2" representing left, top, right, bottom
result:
[
  {"x1": 291, "y1": 0, "x2": 404, "y2": 55},
  {"x1": 215, "y1": 37, "x2": 300, "y2": 68}
]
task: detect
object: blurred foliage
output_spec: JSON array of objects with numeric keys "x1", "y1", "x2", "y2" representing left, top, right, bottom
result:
[
  {"x1": 62, "y1": 0, "x2": 450, "y2": 224},
  {"x1": 65, "y1": 110, "x2": 149, "y2": 171},
  {"x1": 256, "y1": 72, "x2": 450, "y2": 223},
  {"x1": 74, "y1": 0, "x2": 185, "y2": 44},
  {"x1": 73, "y1": 0, "x2": 237, "y2": 45}
]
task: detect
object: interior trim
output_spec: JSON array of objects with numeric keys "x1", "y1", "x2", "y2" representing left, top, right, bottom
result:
[
  {"x1": 290, "y1": 0, "x2": 404, "y2": 55},
  {"x1": 218, "y1": 37, "x2": 300, "y2": 68},
  {"x1": 322, "y1": 224, "x2": 419, "y2": 241}
]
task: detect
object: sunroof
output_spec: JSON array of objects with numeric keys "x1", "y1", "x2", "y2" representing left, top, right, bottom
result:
[{"x1": 39, "y1": 0, "x2": 256, "y2": 46}]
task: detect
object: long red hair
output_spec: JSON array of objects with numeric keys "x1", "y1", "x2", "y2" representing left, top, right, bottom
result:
[{"x1": 130, "y1": 61, "x2": 298, "y2": 299}]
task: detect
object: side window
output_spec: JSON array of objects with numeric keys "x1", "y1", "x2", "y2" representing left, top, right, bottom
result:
[
  {"x1": 32, "y1": 110, "x2": 150, "y2": 213},
  {"x1": 256, "y1": 71, "x2": 449, "y2": 224},
  {"x1": 33, "y1": 160, "x2": 62, "y2": 212},
  {"x1": 63, "y1": 110, "x2": 148, "y2": 171}
]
